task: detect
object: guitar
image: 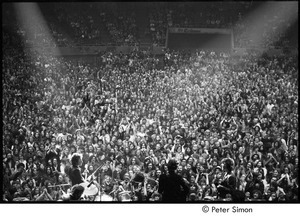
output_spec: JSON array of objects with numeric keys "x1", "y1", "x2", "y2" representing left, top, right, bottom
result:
[{"x1": 79, "y1": 163, "x2": 105, "y2": 197}]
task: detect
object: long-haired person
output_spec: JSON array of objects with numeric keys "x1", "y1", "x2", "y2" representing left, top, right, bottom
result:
[{"x1": 68, "y1": 153, "x2": 85, "y2": 186}]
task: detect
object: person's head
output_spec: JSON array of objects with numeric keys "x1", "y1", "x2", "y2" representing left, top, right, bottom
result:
[
  {"x1": 186, "y1": 163, "x2": 192, "y2": 171},
  {"x1": 256, "y1": 160, "x2": 263, "y2": 168},
  {"x1": 46, "y1": 158, "x2": 53, "y2": 166},
  {"x1": 147, "y1": 162, "x2": 153, "y2": 170},
  {"x1": 187, "y1": 157, "x2": 193, "y2": 165},
  {"x1": 269, "y1": 192, "x2": 277, "y2": 201},
  {"x1": 188, "y1": 193, "x2": 197, "y2": 201},
  {"x1": 53, "y1": 158, "x2": 58, "y2": 165},
  {"x1": 272, "y1": 169, "x2": 279, "y2": 178},
  {"x1": 39, "y1": 163, "x2": 45, "y2": 171},
  {"x1": 239, "y1": 172, "x2": 246, "y2": 182},
  {"x1": 152, "y1": 192, "x2": 161, "y2": 202},
  {"x1": 181, "y1": 159, "x2": 187, "y2": 167},
  {"x1": 295, "y1": 157, "x2": 298, "y2": 167},
  {"x1": 155, "y1": 143, "x2": 161, "y2": 150},
  {"x1": 146, "y1": 183, "x2": 152, "y2": 191},
  {"x1": 93, "y1": 136, "x2": 98, "y2": 143},
  {"x1": 223, "y1": 159, "x2": 233, "y2": 173},
  {"x1": 46, "y1": 166, "x2": 52, "y2": 175},
  {"x1": 245, "y1": 191, "x2": 251, "y2": 199},
  {"x1": 14, "y1": 138, "x2": 20, "y2": 145},
  {"x1": 129, "y1": 142, "x2": 135, "y2": 150},
  {"x1": 167, "y1": 159, "x2": 177, "y2": 173},
  {"x1": 190, "y1": 174, "x2": 196, "y2": 183},
  {"x1": 124, "y1": 172, "x2": 130, "y2": 181},
  {"x1": 265, "y1": 188, "x2": 272, "y2": 197},
  {"x1": 225, "y1": 193, "x2": 232, "y2": 201},
  {"x1": 253, "y1": 190, "x2": 262, "y2": 199},
  {"x1": 246, "y1": 162, "x2": 253, "y2": 170},
  {"x1": 28, "y1": 146, "x2": 34, "y2": 153},
  {"x1": 91, "y1": 155, "x2": 97, "y2": 162},
  {"x1": 131, "y1": 157, "x2": 136, "y2": 165},
  {"x1": 58, "y1": 174, "x2": 64, "y2": 182},
  {"x1": 71, "y1": 153, "x2": 82, "y2": 167},
  {"x1": 6, "y1": 152, "x2": 12, "y2": 159},
  {"x1": 88, "y1": 145, "x2": 94, "y2": 153},
  {"x1": 257, "y1": 172, "x2": 263, "y2": 181},
  {"x1": 283, "y1": 166, "x2": 290, "y2": 174},
  {"x1": 61, "y1": 140, "x2": 67, "y2": 147},
  {"x1": 155, "y1": 169, "x2": 161, "y2": 177},
  {"x1": 70, "y1": 184, "x2": 84, "y2": 200},
  {"x1": 208, "y1": 155, "x2": 218, "y2": 165}
]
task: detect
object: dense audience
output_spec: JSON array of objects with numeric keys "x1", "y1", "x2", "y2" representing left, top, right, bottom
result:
[
  {"x1": 102, "y1": 5, "x2": 138, "y2": 46},
  {"x1": 3, "y1": 40, "x2": 298, "y2": 201},
  {"x1": 233, "y1": 2, "x2": 298, "y2": 48},
  {"x1": 3, "y1": 2, "x2": 297, "y2": 48},
  {"x1": 148, "y1": 2, "x2": 297, "y2": 48},
  {"x1": 2, "y1": 2, "x2": 298, "y2": 202}
]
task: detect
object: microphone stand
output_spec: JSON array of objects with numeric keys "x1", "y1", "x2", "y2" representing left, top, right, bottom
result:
[
  {"x1": 98, "y1": 172, "x2": 101, "y2": 201},
  {"x1": 87, "y1": 164, "x2": 103, "y2": 181},
  {"x1": 111, "y1": 168, "x2": 114, "y2": 200}
]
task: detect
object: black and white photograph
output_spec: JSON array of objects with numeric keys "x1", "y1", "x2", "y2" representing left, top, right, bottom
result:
[{"x1": 1, "y1": 1, "x2": 298, "y2": 212}]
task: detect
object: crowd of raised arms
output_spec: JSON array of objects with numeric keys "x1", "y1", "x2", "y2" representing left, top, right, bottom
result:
[{"x1": 3, "y1": 43, "x2": 298, "y2": 201}]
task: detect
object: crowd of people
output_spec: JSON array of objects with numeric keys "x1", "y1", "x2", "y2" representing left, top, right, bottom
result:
[
  {"x1": 2, "y1": 2, "x2": 299, "y2": 202},
  {"x1": 233, "y1": 2, "x2": 298, "y2": 49},
  {"x1": 3, "y1": 2, "x2": 297, "y2": 48},
  {"x1": 49, "y1": 3, "x2": 139, "y2": 46},
  {"x1": 148, "y1": 2, "x2": 297, "y2": 48},
  {"x1": 3, "y1": 32, "x2": 298, "y2": 201}
]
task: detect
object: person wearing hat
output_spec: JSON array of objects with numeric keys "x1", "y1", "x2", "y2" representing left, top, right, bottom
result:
[{"x1": 158, "y1": 159, "x2": 189, "y2": 202}]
